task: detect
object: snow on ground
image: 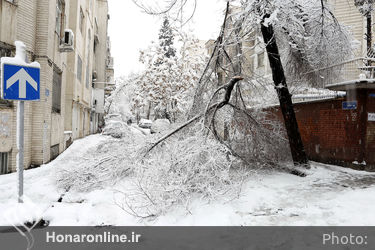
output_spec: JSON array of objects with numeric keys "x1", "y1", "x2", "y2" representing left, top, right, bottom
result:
[{"x1": 1, "y1": 134, "x2": 375, "y2": 226}]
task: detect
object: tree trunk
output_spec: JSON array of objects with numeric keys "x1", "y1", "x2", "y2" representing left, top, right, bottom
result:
[
  {"x1": 146, "y1": 101, "x2": 151, "y2": 120},
  {"x1": 260, "y1": 16, "x2": 309, "y2": 167}
]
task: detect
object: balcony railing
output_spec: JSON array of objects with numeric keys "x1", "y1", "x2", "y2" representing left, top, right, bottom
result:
[{"x1": 303, "y1": 57, "x2": 375, "y2": 88}]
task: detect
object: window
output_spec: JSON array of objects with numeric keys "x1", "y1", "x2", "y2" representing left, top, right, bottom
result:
[
  {"x1": 86, "y1": 29, "x2": 91, "y2": 88},
  {"x1": 86, "y1": 64, "x2": 90, "y2": 88},
  {"x1": 0, "y1": 46, "x2": 12, "y2": 58},
  {"x1": 79, "y1": 8, "x2": 85, "y2": 34},
  {"x1": 94, "y1": 19, "x2": 99, "y2": 53},
  {"x1": 94, "y1": 39, "x2": 98, "y2": 54},
  {"x1": 0, "y1": 152, "x2": 9, "y2": 175},
  {"x1": 257, "y1": 52, "x2": 265, "y2": 68},
  {"x1": 77, "y1": 55, "x2": 82, "y2": 82},
  {"x1": 52, "y1": 68, "x2": 62, "y2": 113},
  {"x1": 56, "y1": 0, "x2": 65, "y2": 39},
  {"x1": 0, "y1": 46, "x2": 13, "y2": 106}
]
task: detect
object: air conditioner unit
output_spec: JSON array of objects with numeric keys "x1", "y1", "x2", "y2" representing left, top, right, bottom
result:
[{"x1": 59, "y1": 29, "x2": 74, "y2": 52}]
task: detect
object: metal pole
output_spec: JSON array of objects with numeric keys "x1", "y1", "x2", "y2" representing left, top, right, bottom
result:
[
  {"x1": 17, "y1": 100, "x2": 24, "y2": 203},
  {"x1": 17, "y1": 42, "x2": 27, "y2": 204}
]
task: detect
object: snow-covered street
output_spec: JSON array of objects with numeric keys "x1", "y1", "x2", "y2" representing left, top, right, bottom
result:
[
  {"x1": 1, "y1": 133, "x2": 375, "y2": 226},
  {"x1": 4, "y1": 1, "x2": 375, "y2": 250}
]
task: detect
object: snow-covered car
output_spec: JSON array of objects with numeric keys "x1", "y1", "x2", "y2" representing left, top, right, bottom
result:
[
  {"x1": 138, "y1": 119, "x2": 152, "y2": 129},
  {"x1": 151, "y1": 119, "x2": 170, "y2": 134}
]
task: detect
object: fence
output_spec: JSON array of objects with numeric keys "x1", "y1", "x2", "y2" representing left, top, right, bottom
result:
[{"x1": 303, "y1": 57, "x2": 375, "y2": 88}]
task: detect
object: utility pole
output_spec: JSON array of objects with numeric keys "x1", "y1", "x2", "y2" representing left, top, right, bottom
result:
[{"x1": 260, "y1": 15, "x2": 309, "y2": 167}]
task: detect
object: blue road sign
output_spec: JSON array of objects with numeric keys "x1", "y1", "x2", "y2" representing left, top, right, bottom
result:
[
  {"x1": 1, "y1": 63, "x2": 40, "y2": 101},
  {"x1": 342, "y1": 101, "x2": 357, "y2": 110}
]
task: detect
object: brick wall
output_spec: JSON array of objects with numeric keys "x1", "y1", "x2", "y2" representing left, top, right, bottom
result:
[
  {"x1": 264, "y1": 89, "x2": 375, "y2": 171},
  {"x1": 366, "y1": 90, "x2": 375, "y2": 165}
]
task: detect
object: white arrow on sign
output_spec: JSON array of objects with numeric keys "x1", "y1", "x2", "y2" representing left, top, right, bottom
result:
[{"x1": 6, "y1": 68, "x2": 38, "y2": 99}]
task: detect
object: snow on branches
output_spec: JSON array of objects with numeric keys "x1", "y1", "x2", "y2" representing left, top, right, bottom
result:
[
  {"x1": 236, "y1": 0, "x2": 355, "y2": 87},
  {"x1": 133, "y1": 29, "x2": 206, "y2": 122},
  {"x1": 114, "y1": 125, "x2": 248, "y2": 218},
  {"x1": 354, "y1": 0, "x2": 374, "y2": 16}
]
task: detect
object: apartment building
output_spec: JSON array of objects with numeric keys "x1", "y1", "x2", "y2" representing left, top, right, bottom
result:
[
  {"x1": 104, "y1": 36, "x2": 114, "y2": 98},
  {"x1": 328, "y1": 0, "x2": 372, "y2": 56},
  {"x1": 0, "y1": 0, "x2": 112, "y2": 174},
  {"x1": 92, "y1": 0, "x2": 111, "y2": 131},
  {"x1": 64, "y1": 0, "x2": 110, "y2": 139},
  {"x1": 205, "y1": 6, "x2": 272, "y2": 87}
]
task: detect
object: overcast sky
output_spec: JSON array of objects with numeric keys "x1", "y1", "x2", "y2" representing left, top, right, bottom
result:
[{"x1": 108, "y1": 0, "x2": 224, "y2": 77}]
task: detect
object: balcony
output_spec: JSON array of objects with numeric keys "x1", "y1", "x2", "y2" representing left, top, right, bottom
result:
[{"x1": 303, "y1": 57, "x2": 375, "y2": 90}]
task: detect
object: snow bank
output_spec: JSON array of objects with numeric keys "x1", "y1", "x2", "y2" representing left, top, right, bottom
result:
[{"x1": 1, "y1": 132, "x2": 375, "y2": 226}]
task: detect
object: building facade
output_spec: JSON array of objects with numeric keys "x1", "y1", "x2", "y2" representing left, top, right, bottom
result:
[
  {"x1": 329, "y1": 0, "x2": 371, "y2": 57},
  {"x1": 0, "y1": 0, "x2": 113, "y2": 174},
  {"x1": 104, "y1": 36, "x2": 114, "y2": 98}
]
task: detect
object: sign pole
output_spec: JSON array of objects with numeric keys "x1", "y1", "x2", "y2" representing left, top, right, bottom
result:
[
  {"x1": 17, "y1": 100, "x2": 24, "y2": 203},
  {"x1": 17, "y1": 42, "x2": 27, "y2": 204},
  {"x1": 1, "y1": 41, "x2": 40, "y2": 204}
]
